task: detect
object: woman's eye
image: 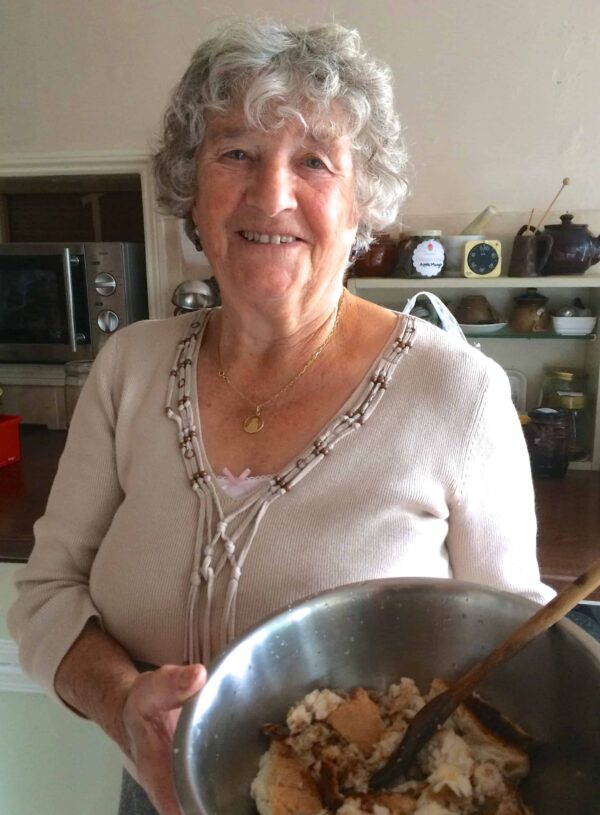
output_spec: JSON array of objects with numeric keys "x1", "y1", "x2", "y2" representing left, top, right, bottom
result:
[
  {"x1": 304, "y1": 156, "x2": 327, "y2": 170},
  {"x1": 224, "y1": 149, "x2": 247, "y2": 161}
]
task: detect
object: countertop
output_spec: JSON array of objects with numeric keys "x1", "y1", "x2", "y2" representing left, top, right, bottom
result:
[{"x1": 1, "y1": 425, "x2": 599, "y2": 599}]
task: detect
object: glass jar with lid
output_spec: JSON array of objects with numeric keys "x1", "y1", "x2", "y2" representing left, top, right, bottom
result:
[
  {"x1": 553, "y1": 392, "x2": 591, "y2": 460},
  {"x1": 349, "y1": 233, "x2": 398, "y2": 278},
  {"x1": 523, "y1": 407, "x2": 572, "y2": 479},
  {"x1": 541, "y1": 366, "x2": 588, "y2": 408},
  {"x1": 393, "y1": 230, "x2": 446, "y2": 278}
]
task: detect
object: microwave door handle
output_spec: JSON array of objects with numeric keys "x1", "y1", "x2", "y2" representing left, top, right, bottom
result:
[{"x1": 61, "y1": 248, "x2": 78, "y2": 352}]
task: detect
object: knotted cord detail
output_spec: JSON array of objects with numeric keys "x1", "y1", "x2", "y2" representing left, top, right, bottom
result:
[{"x1": 165, "y1": 311, "x2": 415, "y2": 664}]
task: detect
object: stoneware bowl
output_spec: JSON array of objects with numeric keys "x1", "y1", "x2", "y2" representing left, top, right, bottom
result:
[{"x1": 172, "y1": 578, "x2": 600, "y2": 815}]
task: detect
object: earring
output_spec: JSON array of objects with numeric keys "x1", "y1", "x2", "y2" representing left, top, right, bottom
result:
[{"x1": 192, "y1": 229, "x2": 203, "y2": 252}]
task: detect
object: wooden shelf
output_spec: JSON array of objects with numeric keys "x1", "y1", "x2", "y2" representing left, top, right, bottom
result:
[
  {"x1": 350, "y1": 275, "x2": 600, "y2": 289},
  {"x1": 462, "y1": 329, "x2": 596, "y2": 340}
]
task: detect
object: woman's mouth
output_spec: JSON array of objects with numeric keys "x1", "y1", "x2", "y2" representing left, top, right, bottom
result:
[{"x1": 239, "y1": 231, "x2": 299, "y2": 245}]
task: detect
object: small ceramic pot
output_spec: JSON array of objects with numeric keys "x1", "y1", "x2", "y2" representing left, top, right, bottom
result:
[{"x1": 510, "y1": 288, "x2": 550, "y2": 332}]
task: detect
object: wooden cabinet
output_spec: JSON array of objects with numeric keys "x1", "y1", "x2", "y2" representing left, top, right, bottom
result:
[
  {"x1": 348, "y1": 275, "x2": 600, "y2": 470},
  {"x1": 0, "y1": 174, "x2": 144, "y2": 243}
]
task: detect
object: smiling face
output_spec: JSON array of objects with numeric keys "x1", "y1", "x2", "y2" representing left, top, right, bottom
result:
[{"x1": 192, "y1": 105, "x2": 358, "y2": 313}]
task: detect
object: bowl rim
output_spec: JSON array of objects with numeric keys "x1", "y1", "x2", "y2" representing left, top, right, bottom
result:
[
  {"x1": 551, "y1": 315, "x2": 597, "y2": 324},
  {"x1": 180, "y1": 576, "x2": 600, "y2": 685}
]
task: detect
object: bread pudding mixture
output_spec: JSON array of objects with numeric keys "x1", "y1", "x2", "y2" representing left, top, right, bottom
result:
[{"x1": 251, "y1": 678, "x2": 533, "y2": 815}]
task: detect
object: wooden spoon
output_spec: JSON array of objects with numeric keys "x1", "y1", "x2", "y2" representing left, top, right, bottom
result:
[{"x1": 371, "y1": 556, "x2": 600, "y2": 790}]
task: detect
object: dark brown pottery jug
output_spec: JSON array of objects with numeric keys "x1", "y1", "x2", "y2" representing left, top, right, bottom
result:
[
  {"x1": 542, "y1": 213, "x2": 600, "y2": 275},
  {"x1": 508, "y1": 227, "x2": 554, "y2": 277}
]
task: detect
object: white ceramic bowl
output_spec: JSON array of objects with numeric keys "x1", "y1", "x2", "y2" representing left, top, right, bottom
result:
[
  {"x1": 459, "y1": 322, "x2": 507, "y2": 336},
  {"x1": 552, "y1": 315, "x2": 597, "y2": 336}
]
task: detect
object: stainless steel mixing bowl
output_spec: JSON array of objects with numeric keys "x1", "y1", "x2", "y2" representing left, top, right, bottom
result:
[{"x1": 173, "y1": 578, "x2": 600, "y2": 815}]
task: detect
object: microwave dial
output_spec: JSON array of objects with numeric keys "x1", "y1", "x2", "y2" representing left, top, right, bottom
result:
[
  {"x1": 94, "y1": 272, "x2": 117, "y2": 296},
  {"x1": 97, "y1": 309, "x2": 120, "y2": 333}
]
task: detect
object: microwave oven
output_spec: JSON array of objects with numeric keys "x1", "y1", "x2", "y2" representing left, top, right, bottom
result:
[{"x1": 0, "y1": 242, "x2": 148, "y2": 363}]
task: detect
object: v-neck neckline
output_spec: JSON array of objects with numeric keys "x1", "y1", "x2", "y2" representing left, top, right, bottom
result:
[{"x1": 184, "y1": 308, "x2": 411, "y2": 503}]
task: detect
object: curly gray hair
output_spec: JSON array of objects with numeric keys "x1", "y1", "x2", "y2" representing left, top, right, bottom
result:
[{"x1": 153, "y1": 19, "x2": 408, "y2": 253}]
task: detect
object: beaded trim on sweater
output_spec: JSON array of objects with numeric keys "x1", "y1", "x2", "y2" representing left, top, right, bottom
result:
[{"x1": 165, "y1": 310, "x2": 416, "y2": 664}]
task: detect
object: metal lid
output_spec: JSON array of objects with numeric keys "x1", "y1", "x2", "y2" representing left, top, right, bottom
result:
[
  {"x1": 514, "y1": 287, "x2": 548, "y2": 304},
  {"x1": 556, "y1": 393, "x2": 587, "y2": 410},
  {"x1": 547, "y1": 367, "x2": 587, "y2": 381},
  {"x1": 409, "y1": 229, "x2": 442, "y2": 238},
  {"x1": 528, "y1": 407, "x2": 571, "y2": 423},
  {"x1": 545, "y1": 213, "x2": 587, "y2": 230}
]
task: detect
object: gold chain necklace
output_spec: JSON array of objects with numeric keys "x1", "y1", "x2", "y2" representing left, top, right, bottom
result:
[{"x1": 218, "y1": 290, "x2": 345, "y2": 434}]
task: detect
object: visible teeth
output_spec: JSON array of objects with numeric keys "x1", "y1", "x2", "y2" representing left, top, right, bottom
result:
[{"x1": 241, "y1": 231, "x2": 296, "y2": 244}]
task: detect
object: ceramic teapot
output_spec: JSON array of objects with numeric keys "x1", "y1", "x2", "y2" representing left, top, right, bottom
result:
[{"x1": 542, "y1": 213, "x2": 600, "y2": 275}]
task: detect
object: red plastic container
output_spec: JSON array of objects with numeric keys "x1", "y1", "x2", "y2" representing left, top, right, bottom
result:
[{"x1": 0, "y1": 415, "x2": 22, "y2": 468}]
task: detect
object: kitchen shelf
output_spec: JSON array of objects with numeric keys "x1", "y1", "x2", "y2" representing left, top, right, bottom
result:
[
  {"x1": 464, "y1": 329, "x2": 597, "y2": 340},
  {"x1": 349, "y1": 275, "x2": 600, "y2": 290},
  {"x1": 348, "y1": 275, "x2": 600, "y2": 471}
]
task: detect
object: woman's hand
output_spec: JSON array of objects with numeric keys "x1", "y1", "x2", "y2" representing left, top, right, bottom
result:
[
  {"x1": 55, "y1": 622, "x2": 206, "y2": 815},
  {"x1": 121, "y1": 663, "x2": 207, "y2": 815}
]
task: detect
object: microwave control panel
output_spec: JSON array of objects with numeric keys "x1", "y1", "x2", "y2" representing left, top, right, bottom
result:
[{"x1": 84, "y1": 243, "x2": 148, "y2": 348}]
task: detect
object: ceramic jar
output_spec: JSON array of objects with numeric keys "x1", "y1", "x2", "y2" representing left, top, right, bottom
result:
[{"x1": 510, "y1": 288, "x2": 550, "y2": 332}]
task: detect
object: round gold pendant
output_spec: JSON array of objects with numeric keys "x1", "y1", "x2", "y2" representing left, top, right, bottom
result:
[{"x1": 243, "y1": 414, "x2": 264, "y2": 434}]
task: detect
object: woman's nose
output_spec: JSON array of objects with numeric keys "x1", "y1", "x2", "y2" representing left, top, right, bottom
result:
[{"x1": 246, "y1": 162, "x2": 297, "y2": 216}]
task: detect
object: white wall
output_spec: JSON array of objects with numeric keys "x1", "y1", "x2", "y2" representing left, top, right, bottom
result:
[
  {"x1": 2, "y1": 0, "x2": 599, "y2": 212},
  {"x1": 0, "y1": 563, "x2": 122, "y2": 815},
  {"x1": 1, "y1": 0, "x2": 599, "y2": 291},
  {"x1": 0, "y1": 690, "x2": 122, "y2": 815}
]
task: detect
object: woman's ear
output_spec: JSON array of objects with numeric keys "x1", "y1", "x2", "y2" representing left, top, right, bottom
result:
[
  {"x1": 184, "y1": 216, "x2": 202, "y2": 251},
  {"x1": 191, "y1": 228, "x2": 203, "y2": 252},
  {"x1": 349, "y1": 226, "x2": 362, "y2": 263}
]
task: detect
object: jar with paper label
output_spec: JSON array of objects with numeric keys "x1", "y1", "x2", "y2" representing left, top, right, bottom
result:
[{"x1": 393, "y1": 230, "x2": 446, "y2": 278}]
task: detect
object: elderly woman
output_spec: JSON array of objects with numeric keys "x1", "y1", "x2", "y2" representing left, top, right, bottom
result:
[{"x1": 8, "y1": 19, "x2": 553, "y2": 815}]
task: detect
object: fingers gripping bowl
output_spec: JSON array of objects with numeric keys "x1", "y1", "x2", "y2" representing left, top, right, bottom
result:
[{"x1": 172, "y1": 579, "x2": 600, "y2": 815}]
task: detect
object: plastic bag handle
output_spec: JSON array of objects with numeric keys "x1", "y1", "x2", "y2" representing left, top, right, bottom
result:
[{"x1": 402, "y1": 291, "x2": 469, "y2": 343}]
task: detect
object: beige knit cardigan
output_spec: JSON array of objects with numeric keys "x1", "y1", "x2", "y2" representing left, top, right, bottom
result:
[{"x1": 8, "y1": 309, "x2": 554, "y2": 703}]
